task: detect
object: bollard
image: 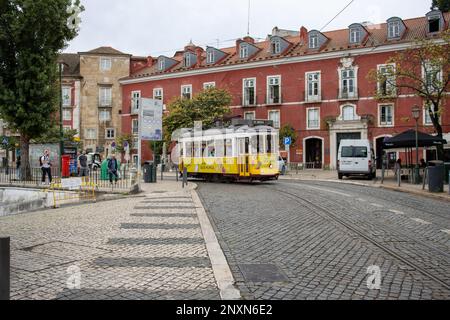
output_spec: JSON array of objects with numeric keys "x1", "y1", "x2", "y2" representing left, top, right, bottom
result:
[
  {"x1": 381, "y1": 162, "x2": 385, "y2": 185},
  {"x1": 0, "y1": 237, "x2": 10, "y2": 300},
  {"x1": 161, "y1": 164, "x2": 164, "y2": 181},
  {"x1": 423, "y1": 168, "x2": 428, "y2": 191},
  {"x1": 448, "y1": 172, "x2": 450, "y2": 195},
  {"x1": 182, "y1": 167, "x2": 188, "y2": 188},
  {"x1": 397, "y1": 168, "x2": 401, "y2": 187}
]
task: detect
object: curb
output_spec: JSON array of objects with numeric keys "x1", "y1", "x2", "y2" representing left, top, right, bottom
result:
[
  {"x1": 190, "y1": 188, "x2": 241, "y2": 301},
  {"x1": 280, "y1": 176, "x2": 450, "y2": 202}
]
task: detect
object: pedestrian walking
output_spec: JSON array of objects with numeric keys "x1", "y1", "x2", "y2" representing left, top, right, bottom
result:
[
  {"x1": 78, "y1": 150, "x2": 89, "y2": 178},
  {"x1": 107, "y1": 154, "x2": 119, "y2": 185},
  {"x1": 40, "y1": 150, "x2": 52, "y2": 185},
  {"x1": 16, "y1": 155, "x2": 21, "y2": 180}
]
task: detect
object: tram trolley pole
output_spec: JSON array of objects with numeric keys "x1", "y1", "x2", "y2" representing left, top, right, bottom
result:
[{"x1": 0, "y1": 237, "x2": 10, "y2": 300}]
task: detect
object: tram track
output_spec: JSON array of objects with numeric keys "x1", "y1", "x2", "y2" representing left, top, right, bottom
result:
[
  {"x1": 288, "y1": 179, "x2": 450, "y2": 221},
  {"x1": 264, "y1": 184, "x2": 450, "y2": 291}
]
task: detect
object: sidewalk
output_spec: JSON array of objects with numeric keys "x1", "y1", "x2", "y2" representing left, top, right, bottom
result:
[{"x1": 280, "y1": 169, "x2": 450, "y2": 202}]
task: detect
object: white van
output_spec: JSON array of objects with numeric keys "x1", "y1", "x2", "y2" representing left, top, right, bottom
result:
[{"x1": 338, "y1": 140, "x2": 376, "y2": 180}]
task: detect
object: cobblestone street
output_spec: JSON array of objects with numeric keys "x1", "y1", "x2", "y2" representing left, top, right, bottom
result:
[
  {"x1": 0, "y1": 183, "x2": 220, "y2": 300},
  {"x1": 198, "y1": 180, "x2": 450, "y2": 300}
]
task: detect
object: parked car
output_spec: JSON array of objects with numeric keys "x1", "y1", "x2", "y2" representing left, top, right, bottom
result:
[
  {"x1": 338, "y1": 140, "x2": 376, "y2": 180},
  {"x1": 278, "y1": 156, "x2": 286, "y2": 175},
  {"x1": 87, "y1": 153, "x2": 102, "y2": 171}
]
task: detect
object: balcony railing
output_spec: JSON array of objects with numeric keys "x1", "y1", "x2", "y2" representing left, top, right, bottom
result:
[
  {"x1": 241, "y1": 96, "x2": 258, "y2": 107},
  {"x1": 266, "y1": 94, "x2": 283, "y2": 105},
  {"x1": 303, "y1": 91, "x2": 322, "y2": 103},
  {"x1": 98, "y1": 101, "x2": 112, "y2": 108},
  {"x1": 338, "y1": 88, "x2": 359, "y2": 100}
]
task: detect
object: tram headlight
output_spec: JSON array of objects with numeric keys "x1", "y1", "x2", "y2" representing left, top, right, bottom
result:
[{"x1": 269, "y1": 163, "x2": 273, "y2": 169}]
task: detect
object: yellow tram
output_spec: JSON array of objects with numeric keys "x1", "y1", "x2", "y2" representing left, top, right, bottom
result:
[{"x1": 178, "y1": 121, "x2": 280, "y2": 182}]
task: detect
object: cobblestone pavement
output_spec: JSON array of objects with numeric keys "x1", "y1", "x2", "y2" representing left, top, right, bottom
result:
[
  {"x1": 0, "y1": 186, "x2": 220, "y2": 300},
  {"x1": 197, "y1": 180, "x2": 450, "y2": 300}
]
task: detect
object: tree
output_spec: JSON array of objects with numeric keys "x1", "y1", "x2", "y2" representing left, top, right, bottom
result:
[
  {"x1": 279, "y1": 124, "x2": 298, "y2": 148},
  {"x1": 431, "y1": 0, "x2": 450, "y2": 12},
  {"x1": 115, "y1": 134, "x2": 134, "y2": 154},
  {"x1": 0, "y1": 0, "x2": 83, "y2": 178},
  {"x1": 164, "y1": 87, "x2": 232, "y2": 143},
  {"x1": 32, "y1": 127, "x2": 83, "y2": 150},
  {"x1": 368, "y1": 30, "x2": 449, "y2": 160}
]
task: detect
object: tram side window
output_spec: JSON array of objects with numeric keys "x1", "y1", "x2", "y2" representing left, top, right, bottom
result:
[
  {"x1": 215, "y1": 140, "x2": 224, "y2": 158},
  {"x1": 194, "y1": 142, "x2": 201, "y2": 158},
  {"x1": 266, "y1": 134, "x2": 272, "y2": 154},
  {"x1": 225, "y1": 139, "x2": 233, "y2": 157},
  {"x1": 185, "y1": 142, "x2": 193, "y2": 157},
  {"x1": 250, "y1": 135, "x2": 258, "y2": 154},
  {"x1": 207, "y1": 140, "x2": 215, "y2": 157}
]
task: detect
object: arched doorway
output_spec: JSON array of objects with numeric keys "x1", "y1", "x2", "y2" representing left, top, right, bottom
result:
[{"x1": 304, "y1": 137, "x2": 323, "y2": 169}]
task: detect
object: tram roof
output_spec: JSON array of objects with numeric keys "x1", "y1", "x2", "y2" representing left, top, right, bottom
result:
[{"x1": 179, "y1": 125, "x2": 278, "y2": 139}]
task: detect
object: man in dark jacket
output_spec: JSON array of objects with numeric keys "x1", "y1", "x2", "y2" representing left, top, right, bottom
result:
[{"x1": 107, "y1": 155, "x2": 119, "y2": 184}]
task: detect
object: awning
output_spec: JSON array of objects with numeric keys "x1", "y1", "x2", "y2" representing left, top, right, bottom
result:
[{"x1": 383, "y1": 130, "x2": 447, "y2": 149}]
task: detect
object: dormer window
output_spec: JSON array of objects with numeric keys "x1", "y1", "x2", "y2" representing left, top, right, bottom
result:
[
  {"x1": 350, "y1": 27, "x2": 361, "y2": 44},
  {"x1": 158, "y1": 59, "x2": 165, "y2": 71},
  {"x1": 207, "y1": 50, "x2": 214, "y2": 64},
  {"x1": 309, "y1": 33, "x2": 319, "y2": 49},
  {"x1": 429, "y1": 15, "x2": 441, "y2": 33},
  {"x1": 388, "y1": 21, "x2": 400, "y2": 38},
  {"x1": 240, "y1": 44, "x2": 249, "y2": 59},
  {"x1": 426, "y1": 10, "x2": 444, "y2": 34},
  {"x1": 271, "y1": 39, "x2": 281, "y2": 54},
  {"x1": 183, "y1": 53, "x2": 191, "y2": 67}
]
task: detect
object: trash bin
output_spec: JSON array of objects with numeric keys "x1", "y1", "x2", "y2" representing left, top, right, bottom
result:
[
  {"x1": 61, "y1": 155, "x2": 71, "y2": 178},
  {"x1": 428, "y1": 160, "x2": 445, "y2": 193},
  {"x1": 143, "y1": 162, "x2": 152, "y2": 183}
]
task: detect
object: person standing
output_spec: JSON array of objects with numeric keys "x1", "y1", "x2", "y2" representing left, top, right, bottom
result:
[
  {"x1": 78, "y1": 150, "x2": 89, "y2": 178},
  {"x1": 40, "y1": 150, "x2": 52, "y2": 185},
  {"x1": 107, "y1": 154, "x2": 119, "y2": 184}
]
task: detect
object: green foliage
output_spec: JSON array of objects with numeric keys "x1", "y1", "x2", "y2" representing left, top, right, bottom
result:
[
  {"x1": 148, "y1": 141, "x2": 165, "y2": 157},
  {"x1": 164, "y1": 88, "x2": 232, "y2": 143},
  {"x1": 279, "y1": 124, "x2": 298, "y2": 148},
  {"x1": 0, "y1": 135, "x2": 19, "y2": 152},
  {"x1": 32, "y1": 126, "x2": 82, "y2": 149},
  {"x1": 432, "y1": 0, "x2": 450, "y2": 12},
  {"x1": 115, "y1": 134, "x2": 134, "y2": 154}
]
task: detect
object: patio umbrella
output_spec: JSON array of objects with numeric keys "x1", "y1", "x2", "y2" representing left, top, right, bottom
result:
[{"x1": 383, "y1": 130, "x2": 447, "y2": 149}]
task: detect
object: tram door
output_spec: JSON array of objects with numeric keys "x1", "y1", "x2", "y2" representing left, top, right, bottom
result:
[{"x1": 238, "y1": 137, "x2": 250, "y2": 177}]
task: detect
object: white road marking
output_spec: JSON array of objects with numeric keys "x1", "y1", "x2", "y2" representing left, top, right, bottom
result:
[
  {"x1": 389, "y1": 209, "x2": 405, "y2": 215},
  {"x1": 370, "y1": 203, "x2": 384, "y2": 208},
  {"x1": 410, "y1": 218, "x2": 432, "y2": 225},
  {"x1": 302, "y1": 185, "x2": 352, "y2": 198},
  {"x1": 441, "y1": 229, "x2": 450, "y2": 236},
  {"x1": 357, "y1": 198, "x2": 366, "y2": 202}
]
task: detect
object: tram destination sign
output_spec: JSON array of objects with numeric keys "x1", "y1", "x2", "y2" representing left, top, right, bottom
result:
[{"x1": 140, "y1": 98, "x2": 163, "y2": 141}]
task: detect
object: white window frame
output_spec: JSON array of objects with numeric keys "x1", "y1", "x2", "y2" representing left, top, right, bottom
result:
[
  {"x1": 62, "y1": 109, "x2": 72, "y2": 121},
  {"x1": 339, "y1": 104, "x2": 360, "y2": 121},
  {"x1": 207, "y1": 50, "x2": 215, "y2": 64},
  {"x1": 105, "y1": 128, "x2": 115, "y2": 139},
  {"x1": 158, "y1": 58, "x2": 165, "y2": 71},
  {"x1": 305, "y1": 71, "x2": 321, "y2": 102},
  {"x1": 203, "y1": 82, "x2": 216, "y2": 90},
  {"x1": 244, "y1": 111, "x2": 256, "y2": 121},
  {"x1": 99, "y1": 87, "x2": 112, "y2": 107},
  {"x1": 388, "y1": 21, "x2": 401, "y2": 38},
  {"x1": 62, "y1": 87, "x2": 71, "y2": 107},
  {"x1": 309, "y1": 33, "x2": 319, "y2": 49},
  {"x1": 243, "y1": 78, "x2": 256, "y2": 106},
  {"x1": 131, "y1": 91, "x2": 141, "y2": 113},
  {"x1": 272, "y1": 39, "x2": 281, "y2": 54},
  {"x1": 306, "y1": 107, "x2": 320, "y2": 130},
  {"x1": 99, "y1": 109, "x2": 111, "y2": 122},
  {"x1": 85, "y1": 128, "x2": 97, "y2": 140},
  {"x1": 268, "y1": 110, "x2": 280, "y2": 129},
  {"x1": 422, "y1": 60, "x2": 443, "y2": 93},
  {"x1": 423, "y1": 102, "x2": 440, "y2": 126},
  {"x1": 240, "y1": 44, "x2": 249, "y2": 59},
  {"x1": 132, "y1": 119, "x2": 139, "y2": 135},
  {"x1": 378, "y1": 103, "x2": 395, "y2": 127},
  {"x1": 350, "y1": 28, "x2": 361, "y2": 44},
  {"x1": 377, "y1": 64, "x2": 396, "y2": 96},
  {"x1": 153, "y1": 88, "x2": 163, "y2": 101},
  {"x1": 184, "y1": 53, "x2": 191, "y2": 68},
  {"x1": 338, "y1": 67, "x2": 358, "y2": 99},
  {"x1": 267, "y1": 75, "x2": 281, "y2": 105},
  {"x1": 181, "y1": 85, "x2": 192, "y2": 99},
  {"x1": 100, "y1": 57, "x2": 112, "y2": 71}
]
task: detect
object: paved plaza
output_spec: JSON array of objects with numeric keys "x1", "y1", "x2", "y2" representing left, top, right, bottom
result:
[{"x1": 0, "y1": 181, "x2": 221, "y2": 300}]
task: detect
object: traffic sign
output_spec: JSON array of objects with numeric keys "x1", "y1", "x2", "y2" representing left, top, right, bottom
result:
[
  {"x1": 284, "y1": 137, "x2": 291, "y2": 146},
  {"x1": 2, "y1": 137, "x2": 8, "y2": 145}
]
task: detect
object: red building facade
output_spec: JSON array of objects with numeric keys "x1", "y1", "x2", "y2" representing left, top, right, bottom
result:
[{"x1": 120, "y1": 11, "x2": 450, "y2": 169}]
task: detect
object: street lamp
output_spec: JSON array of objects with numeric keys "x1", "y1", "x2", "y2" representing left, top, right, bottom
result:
[
  {"x1": 412, "y1": 105, "x2": 421, "y2": 184},
  {"x1": 57, "y1": 61, "x2": 68, "y2": 179}
]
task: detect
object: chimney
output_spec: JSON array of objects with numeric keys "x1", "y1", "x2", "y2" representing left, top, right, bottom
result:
[
  {"x1": 146, "y1": 56, "x2": 153, "y2": 67},
  {"x1": 299, "y1": 26, "x2": 308, "y2": 43}
]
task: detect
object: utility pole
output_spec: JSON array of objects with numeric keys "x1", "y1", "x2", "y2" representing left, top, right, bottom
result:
[{"x1": 59, "y1": 62, "x2": 64, "y2": 178}]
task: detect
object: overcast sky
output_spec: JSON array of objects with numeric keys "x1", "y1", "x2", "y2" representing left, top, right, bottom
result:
[{"x1": 65, "y1": 0, "x2": 432, "y2": 57}]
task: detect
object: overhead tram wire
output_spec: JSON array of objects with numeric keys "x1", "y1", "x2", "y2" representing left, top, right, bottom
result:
[{"x1": 319, "y1": 0, "x2": 355, "y2": 32}]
